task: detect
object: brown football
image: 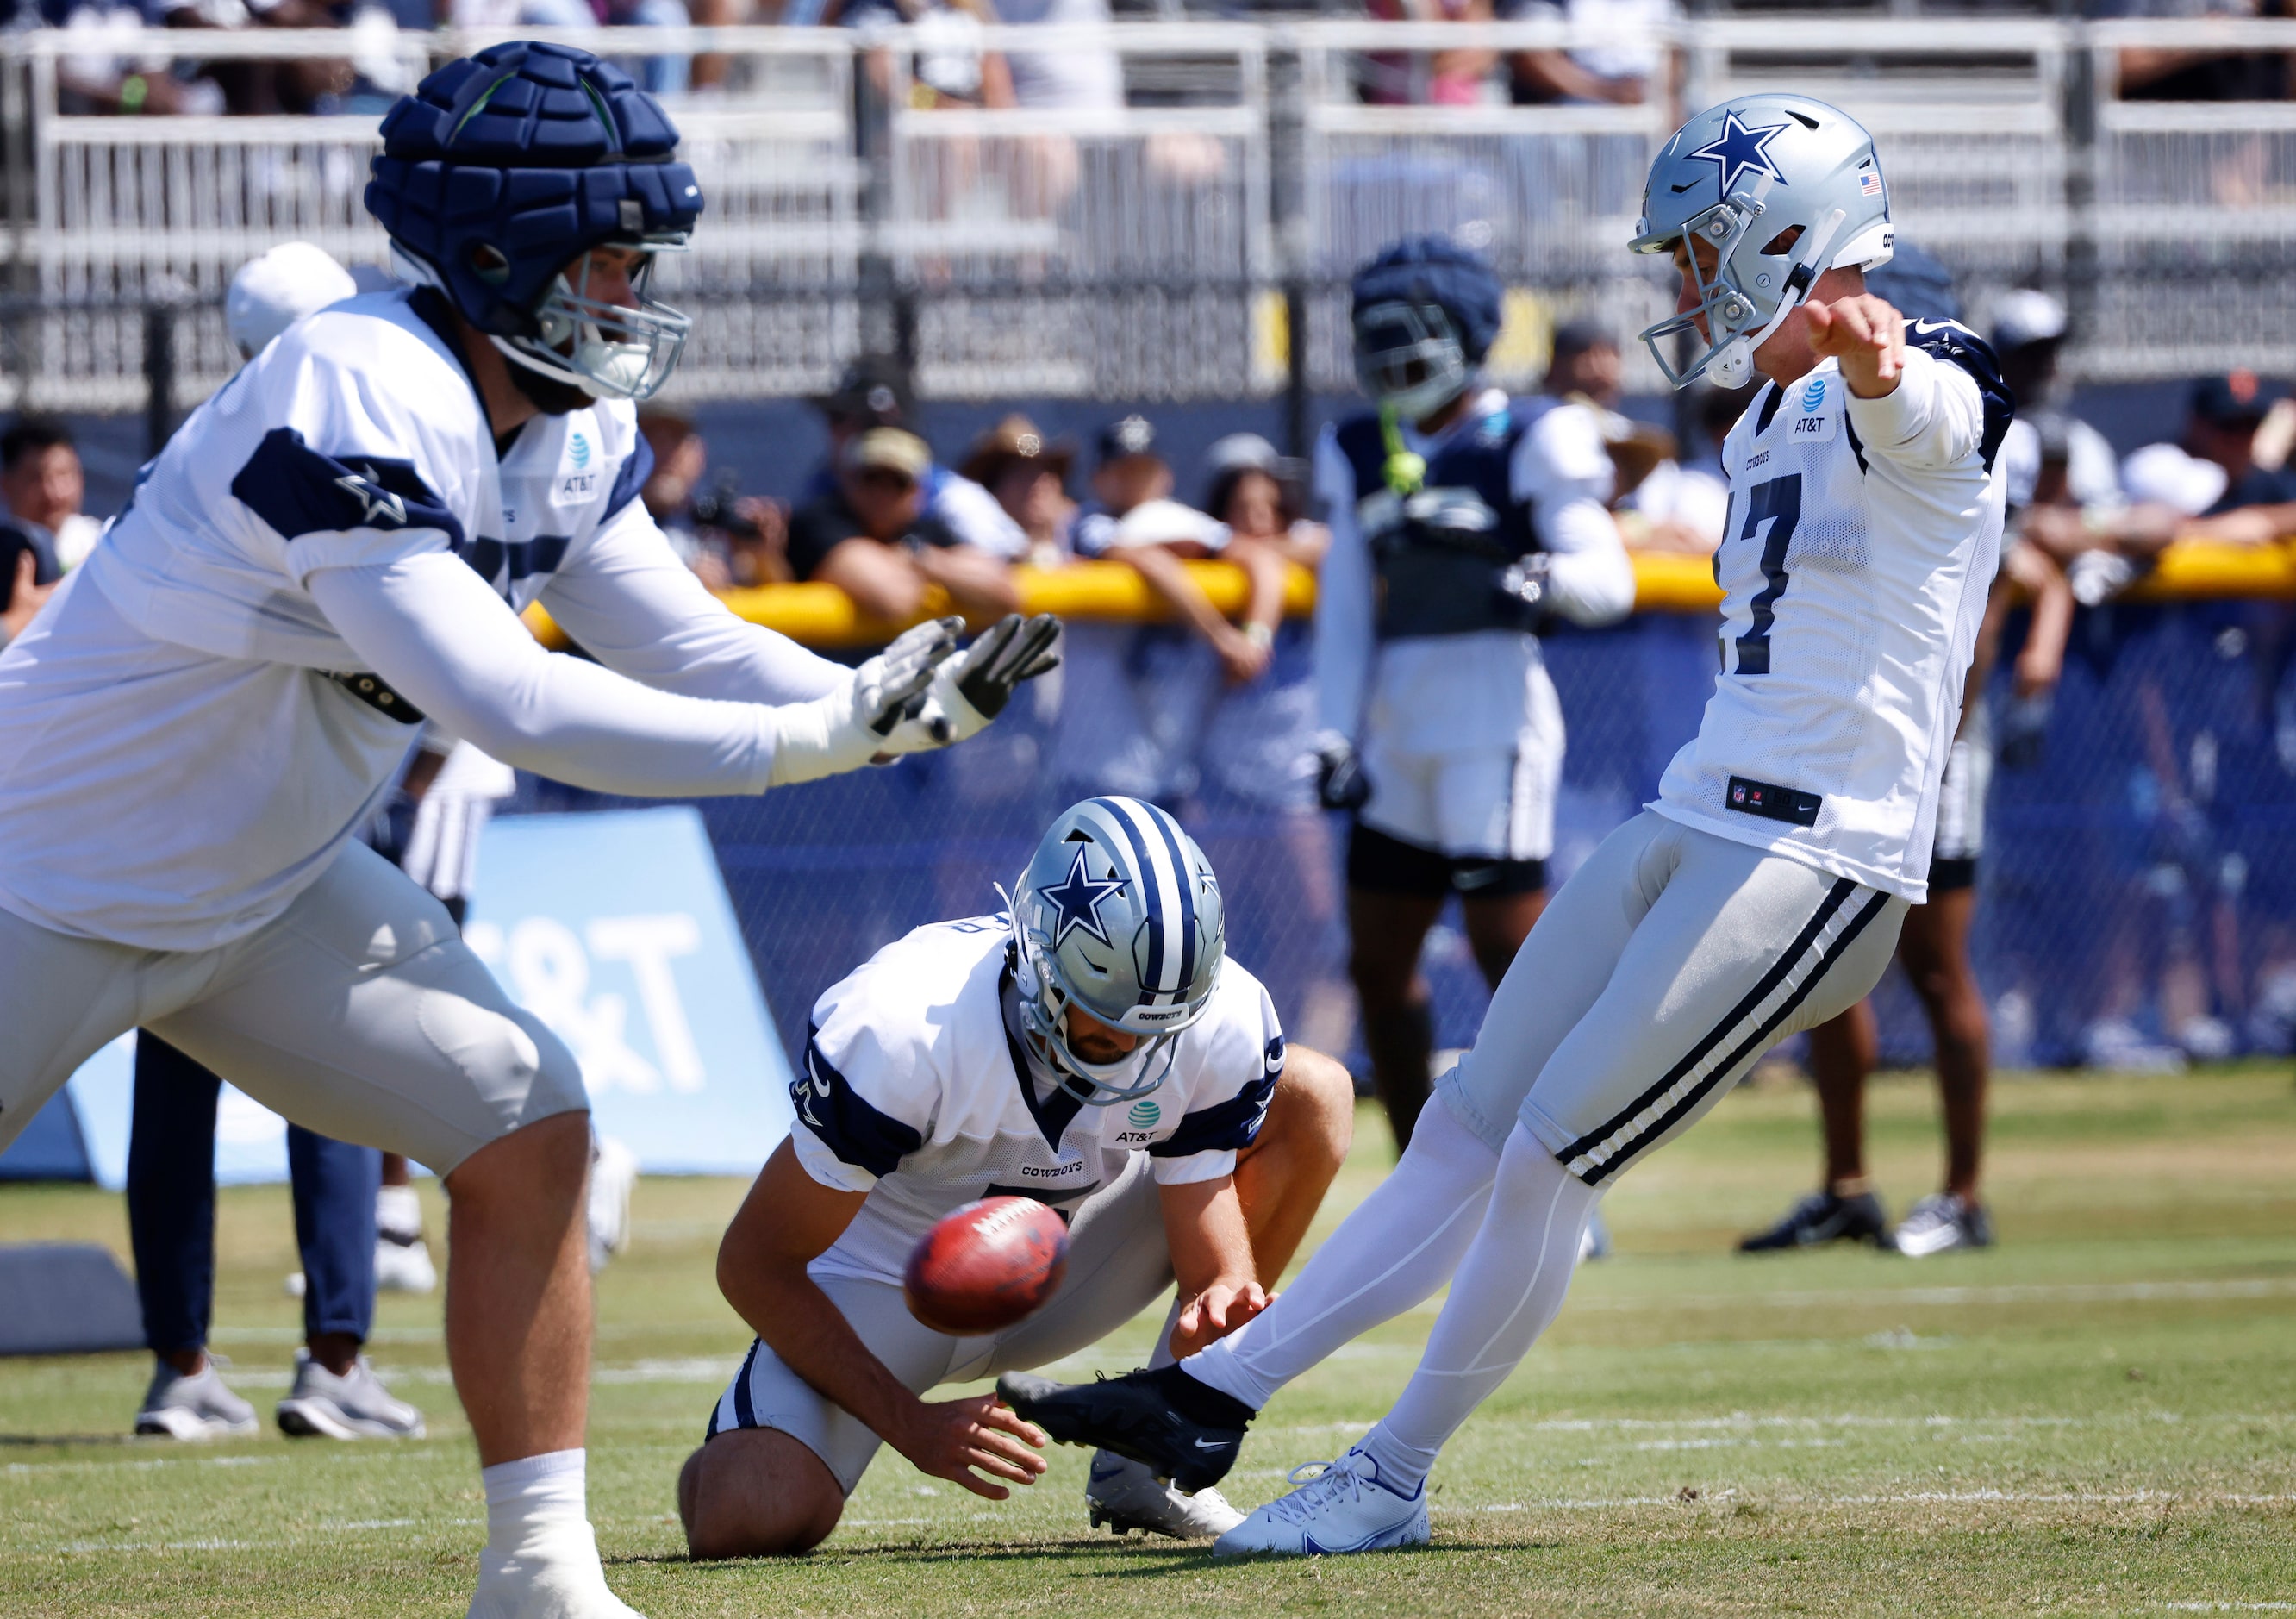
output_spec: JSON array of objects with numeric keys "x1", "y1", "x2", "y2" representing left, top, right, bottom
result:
[{"x1": 902, "y1": 1197, "x2": 1070, "y2": 1335}]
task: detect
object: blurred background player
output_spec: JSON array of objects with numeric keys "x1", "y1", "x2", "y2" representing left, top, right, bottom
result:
[
  {"x1": 129, "y1": 240, "x2": 423, "y2": 1444},
  {"x1": 1309, "y1": 234, "x2": 1634, "y2": 1152},
  {"x1": 677, "y1": 798, "x2": 1353, "y2": 1554}
]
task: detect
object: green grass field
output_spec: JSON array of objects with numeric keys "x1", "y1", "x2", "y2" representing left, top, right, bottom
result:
[{"x1": 4, "y1": 1064, "x2": 2294, "y2": 1616}]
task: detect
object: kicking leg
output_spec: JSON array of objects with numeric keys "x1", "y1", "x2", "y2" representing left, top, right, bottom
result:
[{"x1": 1220, "y1": 828, "x2": 1906, "y2": 1554}]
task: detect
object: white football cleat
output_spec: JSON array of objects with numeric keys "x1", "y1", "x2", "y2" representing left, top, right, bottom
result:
[
  {"x1": 276, "y1": 1351, "x2": 426, "y2": 1440},
  {"x1": 1213, "y1": 1447, "x2": 1430, "y2": 1558},
  {"x1": 134, "y1": 1359, "x2": 259, "y2": 1441},
  {"x1": 1085, "y1": 1451, "x2": 1246, "y2": 1539},
  {"x1": 467, "y1": 1522, "x2": 646, "y2": 1619}
]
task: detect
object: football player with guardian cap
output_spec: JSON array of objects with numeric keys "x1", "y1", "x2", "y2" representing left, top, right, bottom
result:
[
  {"x1": 1308, "y1": 234, "x2": 1634, "y2": 1153},
  {"x1": 0, "y1": 41, "x2": 1053, "y2": 1618},
  {"x1": 1002, "y1": 94, "x2": 2013, "y2": 1556},
  {"x1": 677, "y1": 797, "x2": 1355, "y2": 1554}
]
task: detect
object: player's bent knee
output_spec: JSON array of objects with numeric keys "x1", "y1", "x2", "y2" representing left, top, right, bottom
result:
[
  {"x1": 681, "y1": 1428, "x2": 845, "y2": 1560},
  {"x1": 1276, "y1": 1046, "x2": 1357, "y2": 1166}
]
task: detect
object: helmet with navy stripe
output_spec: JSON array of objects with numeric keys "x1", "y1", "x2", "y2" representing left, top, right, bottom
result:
[
  {"x1": 1008, "y1": 796, "x2": 1226, "y2": 1105},
  {"x1": 1350, "y1": 234, "x2": 1506, "y2": 422},
  {"x1": 365, "y1": 41, "x2": 702, "y2": 402},
  {"x1": 1631, "y1": 94, "x2": 1893, "y2": 391}
]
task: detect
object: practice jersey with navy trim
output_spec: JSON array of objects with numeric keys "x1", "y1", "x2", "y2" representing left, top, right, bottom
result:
[
  {"x1": 1651, "y1": 320, "x2": 2012, "y2": 903},
  {"x1": 0, "y1": 287, "x2": 669, "y2": 950},
  {"x1": 788, "y1": 916, "x2": 1284, "y2": 1290}
]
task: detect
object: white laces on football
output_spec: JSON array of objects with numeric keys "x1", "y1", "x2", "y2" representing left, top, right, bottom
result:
[{"x1": 1267, "y1": 1453, "x2": 1375, "y2": 1522}]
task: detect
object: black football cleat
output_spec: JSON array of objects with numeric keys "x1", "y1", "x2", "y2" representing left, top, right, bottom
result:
[
  {"x1": 996, "y1": 1366, "x2": 1255, "y2": 1493},
  {"x1": 1738, "y1": 1188, "x2": 1889, "y2": 1253}
]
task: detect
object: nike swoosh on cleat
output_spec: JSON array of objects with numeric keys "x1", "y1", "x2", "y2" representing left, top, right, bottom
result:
[{"x1": 1192, "y1": 1438, "x2": 1229, "y2": 1450}]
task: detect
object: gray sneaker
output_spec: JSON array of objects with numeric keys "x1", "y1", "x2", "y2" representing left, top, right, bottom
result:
[
  {"x1": 135, "y1": 1359, "x2": 259, "y2": 1441},
  {"x1": 276, "y1": 1352, "x2": 426, "y2": 1440},
  {"x1": 1891, "y1": 1192, "x2": 1994, "y2": 1258}
]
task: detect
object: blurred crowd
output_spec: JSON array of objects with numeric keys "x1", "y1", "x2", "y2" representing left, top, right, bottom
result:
[{"x1": 15, "y1": 0, "x2": 2296, "y2": 121}]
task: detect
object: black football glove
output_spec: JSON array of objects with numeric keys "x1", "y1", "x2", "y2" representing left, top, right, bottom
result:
[{"x1": 1314, "y1": 732, "x2": 1371, "y2": 812}]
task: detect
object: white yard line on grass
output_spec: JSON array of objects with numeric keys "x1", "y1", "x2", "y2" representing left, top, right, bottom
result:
[{"x1": 1538, "y1": 1276, "x2": 2296, "y2": 1315}]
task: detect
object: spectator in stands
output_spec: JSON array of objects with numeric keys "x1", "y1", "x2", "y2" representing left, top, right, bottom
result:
[
  {"x1": 1993, "y1": 290, "x2": 2123, "y2": 514},
  {"x1": 785, "y1": 425, "x2": 1020, "y2": 621},
  {"x1": 0, "y1": 420, "x2": 103, "y2": 574},
  {"x1": 1503, "y1": 0, "x2": 1672, "y2": 106},
  {"x1": 1073, "y1": 414, "x2": 1285, "y2": 687},
  {"x1": 823, "y1": 0, "x2": 1014, "y2": 109},
  {"x1": 2030, "y1": 373, "x2": 2296, "y2": 603},
  {"x1": 810, "y1": 358, "x2": 1030, "y2": 562},
  {"x1": 992, "y1": 0, "x2": 1121, "y2": 110},
  {"x1": 1544, "y1": 319, "x2": 1680, "y2": 517},
  {"x1": 52, "y1": 0, "x2": 228, "y2": 116},
  {"x1": 1051, "y1": 415, "x2": 1247, "y2": 808},
  {"x1": 959, "y1": 414, "x2": 1076, "y2": 569},
  {"x1": 638, "y1": 409, "x2": 792, "y2": 589},
  {"x1": 1619, "y1": 383, "x2": 1743, "y2": 554},
  {"x1": 1363, "y1": 0, "x2": 1498, "y2": 108},
  {"x1": 450, "y1": 0, "x2": 696, "y2": 97},
  {"x1": 2096, "y1": 0, "x2": 2293, "y2": 103}
]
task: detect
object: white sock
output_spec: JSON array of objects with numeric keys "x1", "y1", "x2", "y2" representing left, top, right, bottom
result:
[
  {"x1": 469, "y1": 1450, "x2": 640, "y2": 1619},
  {"x1": 1183, "y1": 1103, "x2": 1500, "y2": 1410},
  {"x1": 1357, "y1": 1125, "x2": 1600, "y2": 1494}
]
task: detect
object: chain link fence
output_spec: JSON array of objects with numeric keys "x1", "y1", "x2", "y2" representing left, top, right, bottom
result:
[{"x1": 506, "y1": 597, "x2": 2296, "y2": 1080}]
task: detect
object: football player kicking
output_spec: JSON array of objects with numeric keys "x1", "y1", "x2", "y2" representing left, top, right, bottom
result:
[
  {"x1": 1001, "y1": 93, "x2": 2012, "y2": 1555},
  {"x1": 677, "y1": 797, "x2": 1355, "y2": 1555},
  {"x1": 0, "y1": 42, "x2": 1052, "y2": 1619}
]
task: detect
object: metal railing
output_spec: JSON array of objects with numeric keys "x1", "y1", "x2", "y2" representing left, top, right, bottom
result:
[{"x1": 2, "y1": 16, "x2": 2293, "y2": 423}]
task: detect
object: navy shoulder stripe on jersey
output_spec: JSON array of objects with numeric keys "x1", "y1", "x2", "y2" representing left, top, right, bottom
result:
[
  {"x1": 1904, "y1": 318, "x2": 2015, "y2": 473},
  {"x1": 1149, "y1": 1040, "x2": 1281, "y2": 1160},
  {"x1": 230, "y1": 428, "x2": 465, "y2": 551},
  {"x1": 602, "y1": 430, "x2": 654, "y2": 524},
  {"x1": 791, "y1": 1026, "x2": 924, "y2": 1178},
  {"x1": 1753, "y1": 382, "x2": 1786, "y2": 440}
]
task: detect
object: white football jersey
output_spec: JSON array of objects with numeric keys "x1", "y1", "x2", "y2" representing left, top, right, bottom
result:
[
  {"x1": 789, "y1": 916, "x2": 1286, "y2": 1290},
  {"x1": 1652, "y1": 322, "x2": 2012, "y2": 903},
  {"x1": 0, "y1": 288, "x2": 655, "y2": 950}
]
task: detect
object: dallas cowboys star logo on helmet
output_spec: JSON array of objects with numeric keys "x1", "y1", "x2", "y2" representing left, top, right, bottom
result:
[
  {"x1": 1040, "y1": 846, "x2": 1126, "y2": 949},
  {"x1": 1686, "y1": 109, "x2": 1790, "y2": 197}
]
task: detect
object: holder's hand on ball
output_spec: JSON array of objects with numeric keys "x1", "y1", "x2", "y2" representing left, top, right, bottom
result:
[{"x1": 891, "y1": 1391, "x2": 1049, "y2": 1501}]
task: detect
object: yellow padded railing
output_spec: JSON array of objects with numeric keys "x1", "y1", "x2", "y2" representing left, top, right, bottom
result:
[{"x1": 522, "y1": 542, "x2": 2296, "y2": 651}]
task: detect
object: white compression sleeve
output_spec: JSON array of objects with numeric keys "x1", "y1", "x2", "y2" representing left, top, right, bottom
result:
[
  {"x1": 540, "y1": 503, "x2": 848, "y2": 703},
  {"x1": 309, "y1": 552, "x2": 789, "y2": 796},
  {"x1": 1182, "y1": 1103, "x2": 1499, "y2": 1410},
  {"x1": 1310, "y1": 426, "x2": 1376, "y2": 740},
  {"x1": 1356, "y1": 1123, "x2": 1600, "y2": 1492}
]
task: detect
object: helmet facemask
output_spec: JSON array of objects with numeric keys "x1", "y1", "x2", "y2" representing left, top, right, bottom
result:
[
  {"x1": 495, "y1": 239, "x2": 691, "y2": 403},
  {"x1": 1633, "y1": 181, "x2": 1848, "y2": 391},
  {"x1": 1009, "y1": 903, "x2": 1188, "y2": 1107},
  {"x1": 1352, "y1": 297, "x2": 1473, "y2": 422}
]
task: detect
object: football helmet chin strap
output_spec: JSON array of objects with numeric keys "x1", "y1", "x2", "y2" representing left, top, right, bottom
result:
[{"x1": 1705, "y1": 204, "x2": 1847, "y2": 390}]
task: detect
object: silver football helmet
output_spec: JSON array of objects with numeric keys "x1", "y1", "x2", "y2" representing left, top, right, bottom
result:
[
  {"x1": 1631, "y1": 94, "x2": 1894, "y2": 390},
  {"x1": 1008, "y1": 796, "x2": 1226, "y2": 1105}
]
